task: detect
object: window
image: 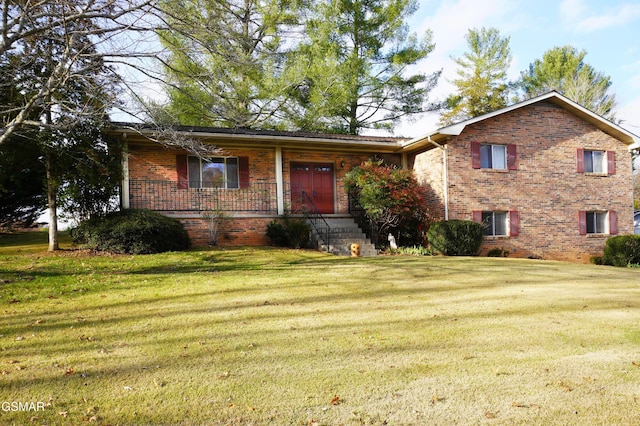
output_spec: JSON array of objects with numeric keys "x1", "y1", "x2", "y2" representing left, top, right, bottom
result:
[
  {"x1": 480, "y1": 144, "x2": 507, "y2": 169},
  {"x1": 579, "y1": 210, "x2": 617, "y2": 235},
  {"x1": 187, "y1": 156, "x2": 239, "y2": 189},
  {"x1": 471, "y1": 142, "x2": 517, "y2": 170},
  {"x1": 473, "y1": 210, "x2": 519, "y2": 237},
  {"x1": 586, "y1": 211, "x2": 607, "y2": 234},
  {"x1": 577, "y1": 149, "x2": 615, "y2": 175},
  {"x1": 584, "y1": 150, "x2": 605, "y2": 173},
  {"x1": 481, "y1": 211, "x2": 508, "y2": 236}
]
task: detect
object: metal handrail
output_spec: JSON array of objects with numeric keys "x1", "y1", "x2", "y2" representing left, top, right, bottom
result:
[
  {"x1": 349, "y1": 191, "x2": 382, "y2": 247},
  {"x1": 301, "y1": 190, "x2": 331, "y2": 253}
]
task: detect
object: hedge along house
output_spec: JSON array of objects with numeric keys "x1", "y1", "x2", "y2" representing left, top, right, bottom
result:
[
  {"x1": 405, "y1": 91, "x2": 640, "y2": 262},
  {"x1": 114, "y1": 91, "x2": 640, "y2": 261}
]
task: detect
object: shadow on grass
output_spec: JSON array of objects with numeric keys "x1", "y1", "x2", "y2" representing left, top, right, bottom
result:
[{"x1": 2, "y1": 260, "x2": 637, "y2": 362}]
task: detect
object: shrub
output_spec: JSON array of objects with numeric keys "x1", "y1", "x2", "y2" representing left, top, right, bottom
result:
[
  {"x1": 266, "y1": 221, "x2": 289, "y2": 247},
  {"x1": 602, "y1": 235, "x2": 640, "y2": 267},
  {"x1": 202, "y1": 208, "x2": 229, "y2": 246},
  {"x1": 388, "y1": 245, "x2": 433, "y2": 256},
  {"x1": 344, "y1": 159, "x2": 429, "y2": 246},
  {"x1": 71, "y1": 209, "x2": 190, "y2": 254},
  {"x1": 487, "y1": 247, "x2": 509, "y2": 257},
  {"x1": 427, "y1": 220, "x2": 483, "y2": 256},
  {"x1": 266, "y1": 216, "x2": 311, "y2": 249}
]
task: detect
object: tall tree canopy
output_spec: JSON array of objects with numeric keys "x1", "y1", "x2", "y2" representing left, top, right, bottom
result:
[
  {"x1": 0, "y1": 0, "x2": 159, "y2": 145},
  {"x1": 439, "y1": 27, "x2": 512, "y2": 126},
  {"x1": 519, "y1": 45, "x2": 617, "y2": 119},
  {"x1": 287, "y1": 0, "x2": 440, "y2": 134},
  {"x1": 157, "y1": 0, "x2": 300, "y2": 128},
  {"x1": 1, "y1": 0, "x2": 124, "y2": 250}
]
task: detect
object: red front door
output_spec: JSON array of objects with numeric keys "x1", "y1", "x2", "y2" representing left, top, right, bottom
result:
[{"x1": 290, "y1": 163, "x2": 334, "y2": 214}]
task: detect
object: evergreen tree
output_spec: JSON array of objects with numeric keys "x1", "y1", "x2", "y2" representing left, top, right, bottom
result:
[
  {"x1": 519, "y1": 45, "x2": 617, "y2": 119},
  {"x1": 157, "y1": 0, "x2": 300, "y2": 128},
  {"x1": 0, "y1": 133, "x2": 46, "y2": 228},
  {"x1": 287, "y1": 0, "x2": 440, "y2": 134},
  {"x1": 439, "y1": 27, "x2": 512, "y2": 126}
]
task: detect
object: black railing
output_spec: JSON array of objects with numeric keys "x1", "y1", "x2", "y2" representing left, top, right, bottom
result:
[
  {"x1": 348, "y1": 191, "x2": 378, "y2": 245},
  {"x1": 128, "y1": 180, "x2": 278, "y2": 213},
  {"x1": 301, "y1": 190, "x2": 331, "y2": 252}
]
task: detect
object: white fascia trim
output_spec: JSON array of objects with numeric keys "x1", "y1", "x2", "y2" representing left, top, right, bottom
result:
[
  {"x1": 115, "y1": 126, "x2": 403, "y2": 151},
  {"x1": 403, "y1": 91, "x2": 640, "y2": 150}
]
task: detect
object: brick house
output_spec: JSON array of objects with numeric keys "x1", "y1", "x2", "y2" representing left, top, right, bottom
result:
[
  {"x1": 405, "y1": 91, "x2": 639, "y2": 262},
  {"x1": 115, "y1": 92, "x2": 639, "y2": 261},
  {"x1": 117, "y1": 126, "x2": 405, "y2": 249}
]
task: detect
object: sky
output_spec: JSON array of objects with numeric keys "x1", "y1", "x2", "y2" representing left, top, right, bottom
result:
[{"x1": 394, "y1": 0, "x2": 640, "y2": 137}]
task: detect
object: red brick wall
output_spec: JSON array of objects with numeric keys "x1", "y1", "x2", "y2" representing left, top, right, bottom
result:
[
  {"x1": 127, "y1": 144, "x2": 276, "y2": 183},
  {"x1": 411, "y1": 148, "x2": 446, "y2": 220},
  {"x1": 177, "y1": 215, "x2": 274, "y2": 246},
  {"x1": 413, "y1": 102, "x2": 634, "y2": 262}
]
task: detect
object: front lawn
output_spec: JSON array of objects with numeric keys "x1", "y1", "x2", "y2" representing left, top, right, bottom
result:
[{"x1": 1, "y1": 233, "x2": 639, "y2": 425}]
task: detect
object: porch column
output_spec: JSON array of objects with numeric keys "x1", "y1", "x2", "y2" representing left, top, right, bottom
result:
[
  {"x1": 121, "y1": 138, "x2": 130, "y2": 209},
  {"x1": 275, "y1": 146, "x2": 284, "y2": 215}
]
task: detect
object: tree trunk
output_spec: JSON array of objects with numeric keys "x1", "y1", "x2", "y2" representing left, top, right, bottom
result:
[{"x1": 46, "y1": 153, "x2": 59, "y2": 252}]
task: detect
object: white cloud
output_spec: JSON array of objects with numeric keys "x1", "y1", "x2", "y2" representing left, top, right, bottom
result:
[
  {"x1": 559, "y1": 0, "x2": 589, "y2": 23},
  {"x1": 617, "y1": 96, "x2": 640, "y2": 136},
  {"x1": 560, "y1": 0, "x2": 640, "y2": 33},
  {"x1": 412, "y1": 0, "x2": 520, "y2": 97}
]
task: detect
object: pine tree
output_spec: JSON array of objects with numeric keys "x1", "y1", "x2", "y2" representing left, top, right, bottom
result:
[
  {"x1": 519, "y1": 45, "x2": 617, "y2": 119},
  {"x1": 286, "y1": 0, "x2": 440, "y2": 134},
  {"x1": 440, "y1": 27, "x2": 512, "y2": 126},
  {"x1": 157, "y1": 0, "x2": 300, "y2": 128},
  {"x1": 1, "y1": 0, "x2": 122, "y2": 250}
]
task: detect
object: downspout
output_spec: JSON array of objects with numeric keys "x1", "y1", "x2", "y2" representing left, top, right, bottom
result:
[{"x1": 427, "y1": 136, "x2": 449, "y2": 221}]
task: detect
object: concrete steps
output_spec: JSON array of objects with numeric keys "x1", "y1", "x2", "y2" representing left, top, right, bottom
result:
[{"x1": 310, "y1": 217, "x2": 377, "y2": 257}]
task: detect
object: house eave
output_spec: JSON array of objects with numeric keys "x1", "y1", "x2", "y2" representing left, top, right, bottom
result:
[
  {"x1": 110, "y1": 123, "x2": 406, "y2": 153},
  {"x1": 401, "y1": 91, "x2": 640, "y2": 153}
]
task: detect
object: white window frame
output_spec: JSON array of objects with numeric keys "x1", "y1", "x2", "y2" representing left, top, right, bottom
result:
[
  {"x1": 482, "y1": 211, "x2": 508, "y2": 236},
  {"x1": 584, "y1": 150, "x2": 606, "y2": 174},
  {"x1": 480, "y1": 144, "x2": 507, "y2": 170},
  {"x1": 187, "y1": 156, "x2": 239, "y2": 189}
]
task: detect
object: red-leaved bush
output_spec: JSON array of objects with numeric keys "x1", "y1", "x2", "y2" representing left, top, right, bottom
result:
[{"x1": 344, "y1": 159, "x2": 430, "y2": 246}]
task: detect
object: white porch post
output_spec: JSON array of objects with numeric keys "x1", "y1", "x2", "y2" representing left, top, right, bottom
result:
[
  {"x1": 121, "y1": 138, "x2": 130, "y2": 209},
  {"x1": 275, "y1": 146, "x2": 284, "y2": 215}
]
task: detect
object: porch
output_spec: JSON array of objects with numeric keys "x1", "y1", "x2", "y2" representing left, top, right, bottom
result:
[
  {"x1": 128, "y1": 179, "x2": 282, "y2": 214},
  {"x1": 126, "y1": 179, "x2": 377, "y2": 255}
]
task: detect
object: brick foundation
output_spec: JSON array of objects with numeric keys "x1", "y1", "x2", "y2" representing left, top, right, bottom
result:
[{"x1": 171, "y1": 215, "x2": 274, "y2": 247}]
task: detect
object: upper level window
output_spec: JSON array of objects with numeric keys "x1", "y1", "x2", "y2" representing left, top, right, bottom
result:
[
  {"x1": 188, "y1": 156, "x2": 239, "y2": 189},
  {"x1": 471, "y1": 142, "x2": 517, "y2": 170},
  {"x1": 481, "y1": 144, "x2": 507, "y2": 170},
  {"x1": 584, "y1": 150, "x2": 605, "y2": 173},
  {"x1": 577, "y1": 149, "x2": 615, "y2": 175}
]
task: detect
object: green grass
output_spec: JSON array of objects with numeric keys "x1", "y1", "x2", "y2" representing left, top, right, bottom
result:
[{"x1": 1, "y1": 232, "x2": 640, "y2": 425}]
